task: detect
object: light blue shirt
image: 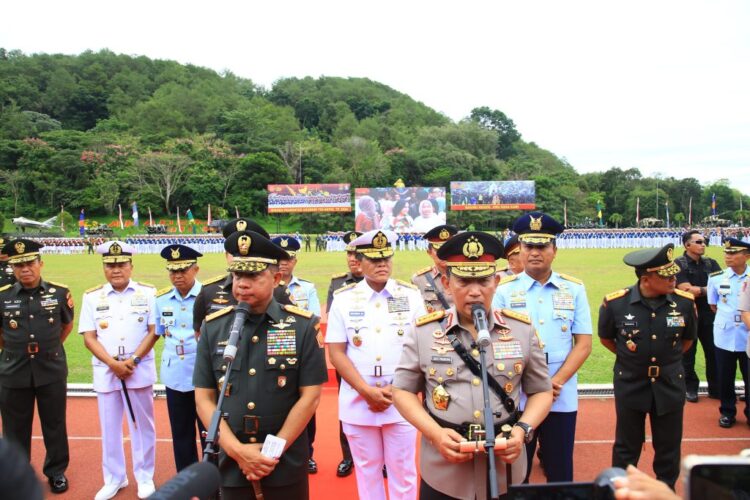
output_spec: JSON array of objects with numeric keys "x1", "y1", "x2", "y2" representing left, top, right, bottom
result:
[
  {"x1": 287, "y1": 275, "x2": 321, "y2": 316},
  {"x1": 708, "y1": 266, "x2": 749, "y2": 352},
  {"x1": 492, "y1": 271, "x2": 592, "y2": 412},
  {"x1": 156, "y1": 280, "x2": 202, "y2": 391}
]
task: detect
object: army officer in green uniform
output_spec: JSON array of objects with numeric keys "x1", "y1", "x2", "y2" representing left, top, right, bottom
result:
[
  {"x1": 598, "y1": 243, "x2": 697, "y2": 489},
  {"x1": 0, "y1": 239, "x2": 74, "y2": 494},
  {"x1": 393, "y1": 231, "x2": 552, "y2": 499},
  {"x1": 194, "y1": 230, "x2": 328, "y2": 500}
]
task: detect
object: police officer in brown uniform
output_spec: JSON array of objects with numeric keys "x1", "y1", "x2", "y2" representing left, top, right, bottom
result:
[
  {"x1": 0, "y1": 239, "x2": 74, "y2": 494},
  {"x1": 411, "y1": 225, "x2": 459, "y2": 313},
  {"x1": 193, "y1": 218, "x2": 292, "y2": 334},
  {"x1": 193, "y1": 230, "x2": 328, "y2": 500},
  {"x1": 598, "y1": 243, "x2": 697, "y2": 489},
  {"x1": 393, "y1": 231, "x2": 552, "y2": 500}
]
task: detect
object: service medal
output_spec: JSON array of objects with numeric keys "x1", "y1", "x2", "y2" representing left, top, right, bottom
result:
[
  {"x1": 278, "y1": 376, "x2": 287, "y2": 388},
  {"x1": 504, "y1": 382, "x2": 514, "y2": 394},
  {"x1": 432, "y1": 384, "x2": 451, "y2": 411},
  {"x1": 352, "y1": 334, "x2": 363, "y2": 347},
  {"x1": 626, "y1": 339, "x2": 637, "y2": 352},
  {"x1": 99, "y1": 320, "x2": 108, "y2": 329},
  {"x1": 9, "y1": 319, "x2": 17, "y2": 329}
]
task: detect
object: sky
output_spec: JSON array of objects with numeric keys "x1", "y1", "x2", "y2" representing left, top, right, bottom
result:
[{"x1": 3, "y1": 0, "x2": 749, "y2": 197}]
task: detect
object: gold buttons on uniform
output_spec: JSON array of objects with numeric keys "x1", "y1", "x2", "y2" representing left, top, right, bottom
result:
[
  {"x1": 375, "y1": 302, "x2": 381, "y2": 308},
  {"x1": 473, "y1": 410, "x2": 482, "y2": 419},
  {"x1": 376, "y1": 327, "x2": 381, "y2": 333},
  {"x1": 29, "y1": 334, "x2": 35, "y2": 339},
  {"x1": 471, "y1": 349, "x2": 479, "y2": 357},
  {"x1": 651, "y1": 378, "x2": 656, "y2": 383},
  {"x1": 472, "y1": 378, "x2": 480, "y2": 386},
  {"x1": 651, "y1": 357, "x2": 656, "y2": 362},
  {"x1": 221, "y1": 365, "x2": 227, "y2": 372},
  {"x1": 375, "y1": 382, "x2": 382, "y2": 388},
  {"x1": 376, "y1": 355, "x2": 382, "y2": 361},
  {"x1": 497, "y1": 363, "x2": 505, "y2": 371},
  {"x1": 538, "y1": 298, "x2": 543, "y2": 303},
  {"x1": 651, "y1": 335, "x2": 657, "y2": 340},
  {"x1": 539, "y1": 319, "x2": 545, "y2": 325},
  {"x1": 280, "y1": 364, "x2": 286, "y2": 370},
  {"x1": 252, "y1": 336, "x2": 259, "y2": 343},
  {"x1": 651, "y1": 313, "x2": 656, "y2": 318},
  {"x1": 446, "y1": 368, "x2": 455, "y2": 376},
  {"x1": 249, "y1": 368, "x2": 256, "y2": 376},
  {"x1": 247, "y1": 402, "x2": 255, "y2": 410}
]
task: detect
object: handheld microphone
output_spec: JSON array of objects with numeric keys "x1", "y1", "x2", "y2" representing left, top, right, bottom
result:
[
  {"x1": 148, "y1": 461, "x2": 220, "y2": 500},
  {"x1": 471, "y1": 304, "x2": 492, "y2": 347},
  {"x1": 223, "y1": 302, "x2": 250, "y2": 362}
]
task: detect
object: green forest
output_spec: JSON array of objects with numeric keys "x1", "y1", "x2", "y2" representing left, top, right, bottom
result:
[{"x1": 1, "y1": 48, "x2": 748, "y2": 233}]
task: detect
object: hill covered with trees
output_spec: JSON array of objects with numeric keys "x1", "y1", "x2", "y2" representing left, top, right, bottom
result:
[{"x1": 0, "y1": 48, "x2": 747, "y2": 232}]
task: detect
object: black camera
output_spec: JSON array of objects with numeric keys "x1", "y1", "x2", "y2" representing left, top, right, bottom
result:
[
  {"x1": 508, "y1": 467, "x2": 626, "y2": 500},
  {"x1": 683, "y1": 452, "x2": 750, "y2": 499}
]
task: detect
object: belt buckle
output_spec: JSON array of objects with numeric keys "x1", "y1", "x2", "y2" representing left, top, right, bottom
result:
[
  {"x1": 466, "y1": 424, "x2": 485, "y2": 441},
  {"x1": 374, "y1": 365, "x2": 382, "y2": 377},
  {"x1": 648, "y1": 365, "x2": 660, "y2": 377},
  {"x1": 243, "y1": 415, "x2": 259, "y2": 436},
  {"x1": 27, "y1": 342, "x2": 39, "y2": 354}
]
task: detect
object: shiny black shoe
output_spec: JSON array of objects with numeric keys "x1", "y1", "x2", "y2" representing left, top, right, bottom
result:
[
  {"x1": 337, "y1": 458, "x2": 354, "y2": 477},
  {"x1": 719, "y1": 415, "x2": 736, "y2": 428},
  {"x1": 382, "y1": 465, "x2": 387, "y2": 478},
  {"x1": 308, "y1": 458, "x2": 318, "y2": 474},
  {"x1": 686, "y1": 391, "x2": 699, "y2": 403},
  {"x1": 48, "y1": 474, "x2": 69, "y2": 494}
]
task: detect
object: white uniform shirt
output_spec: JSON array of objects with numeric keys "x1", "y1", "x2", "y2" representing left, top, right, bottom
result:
[
  {"x1": 327, "y1": 278, "x2": 426, "y2": 426},
  {"x1": 79, "y1": 280, "x2": 157, "y2": 392}
]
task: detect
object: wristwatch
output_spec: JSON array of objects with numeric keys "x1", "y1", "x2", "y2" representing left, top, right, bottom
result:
[
  {"x1": 131, "y1": 355, "x2": 141, "y2": 366},
  {"x1": 514, "y1": 422, "x2": 534, "y2": 444}
]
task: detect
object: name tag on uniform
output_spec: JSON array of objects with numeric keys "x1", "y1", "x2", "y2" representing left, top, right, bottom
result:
[
  {"x1": 349, "y1": 311, "x2": 365, "y2": 317},
  {"x1": 666, "y1": 315, "x2": 685, "y2": 327},
  {"x1": 552, "y1": 292, "x2": 575, "y2": 310},
  {"x1": 493, "y1": 340, "x2": 523, "y2": 359},
  {"x1": 387, "y1": 296, "x2": 410, "y2": 313},
  {"x1": 96, "y1": 303, "x2": 109, "y2": 312},
  {"x1": 131, "y1": 296, "x2": 148, "y2": 307},
  {"x1": 431, "y1": 356, "x2": 452, "y2": 364}
]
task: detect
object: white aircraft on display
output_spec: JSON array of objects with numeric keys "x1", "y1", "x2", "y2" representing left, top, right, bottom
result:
[{"x1": 11, "y1": 216, "x2": 59, "y2": 232}]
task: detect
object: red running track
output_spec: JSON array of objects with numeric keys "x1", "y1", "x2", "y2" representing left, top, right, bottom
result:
[{"x1": 10, "y1": 390, "x2": 750, "y2": 499}]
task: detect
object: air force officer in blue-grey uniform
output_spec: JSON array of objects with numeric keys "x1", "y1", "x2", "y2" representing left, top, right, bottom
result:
[
  {"x1": 492, "y1": 212, "x2": 592, "y2": 483},
  {"x1": 155, "y1": 244, "x2": 206, "y2": 471}
]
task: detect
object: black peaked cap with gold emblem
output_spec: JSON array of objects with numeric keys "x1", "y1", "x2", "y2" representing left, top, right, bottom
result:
[
  {"x1": 512, "y1": 211, "x2": 564, "y2": 244},
  {"x1": 271, "y1": 236, "x2": 301, "y2": 258},
  {"x1": 350, "y1": 229, "x2": 397, "y2": 259},
  {"x1": 343, "y1": 231, "x2": 363, "y2": 252},
  {"x1": 436, "y1": 231, "x2": 504, "y2": 278},
  {"x1": 504, "y1": 234, "x2": 521, "y2": 257},
  {"x1": 160, "y1": 244, "x2": 202, "y2": 271},
  {"x1": 221, "y1": 218, "x2": 270, "y2": 239},
  {"x1": 225, "y1": 230, "x2": 289, "y2": 274},
  {"x1": 2, "y1": 238, "x2": 44, "y2": 264},
  {"x1": 423, "y1": 224, "x2": 459, "y2": 250},
  {"x1": 723, "y1": 237, "x2": 750, "y2": 253},
  {"x1": 623, "y1": 243, "x2": 680, "y2": 277}
]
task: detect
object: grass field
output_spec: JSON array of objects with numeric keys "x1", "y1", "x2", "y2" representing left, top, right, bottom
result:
[{"x1": 29, "y1": 246, "x2": 725, "y2": 384}]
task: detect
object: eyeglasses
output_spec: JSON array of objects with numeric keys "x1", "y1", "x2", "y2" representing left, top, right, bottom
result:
[{"x1": 692, "y1": 240, "x2": 706, "y2": 245}]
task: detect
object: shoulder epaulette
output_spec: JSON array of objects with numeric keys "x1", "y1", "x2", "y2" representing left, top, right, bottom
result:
[
  {"x1": 499, "y1": 274, "x2": 520, "y2": 285},
  {"x1": 284, "y1": 304, "x2": 313, "y2": 318},
  {"x1": 674, "y1": 289, "x2": 695, "y2": 301},
  {"x1": 206, "y1": 305, "x2": 233, "y2": 321},
  {"x1": 605, "y1": 289, "x2": 630, "y2": 302},
  {"x1": 85, "y1": 284, "x2": 104, "y2": 294},
  {"x1": 46, "y1": 280, "x2": 69, "y2": 289},
  {"x1": 331, "y1": 271, "x2": 348, "y2": 279},
  {"x1": 502, "y1": 309, "x2": 531, "y2": 324},
  {"x1": 414, "y1": 266, "x2": 432, "y2": 276},
  {"x1": 496, "y1": 266, "x2": 509, "y2": 273},
  {"x1": 396, "y1": 279, "x2": 418, "y2": 290},
  {"x1": 137, "y1": 281, "x2": 155, "y2": 288},
  {"x1": 710, "y1": 270, "x2": 723, "y2": 277},
  {"x1": 202, "y1": 274, "x2": 227, "y2": 286},
  {"x1": 558, "y1": 273, "x2": 583, "y2": 285},
  {"x1": 156, "y1": 286, "x2": 173, "y2": 297},
  {"x1": 334, "y1": 282, "x2": 357, "y2": 295},
  {"x1": 416, "y1": 310, "x2": 446, "y2": 326},
  {"x1": 0, "y1": 284, "x2": 11, "y2": 293},
  {"x1": 297, "y1": 277, "x2": 312, "y2": 283}
]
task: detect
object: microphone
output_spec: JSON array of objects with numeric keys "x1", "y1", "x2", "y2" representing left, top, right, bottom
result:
[
  {"x1": 223, "y1": 303, "x2": 250, "y2": 362},
  {"x1": 148, "y1": 461, "x2": 220, "y2": 500},
  {"x1": 471, "y1": 304, "x2": 492, "y2": 347}
]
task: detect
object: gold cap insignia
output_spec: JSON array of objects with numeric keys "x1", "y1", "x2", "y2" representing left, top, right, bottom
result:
[
  {"x1": 439, "y1": 229, "x2": 450, "y2": 240},
  {"x1": 529, "y1": 215, "x2": 543, "y2": 231},
  {"x1": 373, "y1": 232, "x2": 387, "y2": 249},
  {"x1": 666, "y1": 247, "x2": 674, "y2": 262},
  {"x1": 462, "y1": 236, "x2": 484, "y2": 259},
  {"x1": 15, "y1": 242, "x2": 25, "y2": 254},
  {"x1": 110, "y1": 242, "x2": 122, "y2": 255},
  {"x1": 280, "y1": 238, "x2": 289, "y2": 248},
  {"x1": 236, "y1": 220, "x2": 247, "y2": 232},
  {"x1": 171, "y1": 247, "x2": 180, "y2": 259},
  {"x1": 347, "y1": 233, "x2": 357, "y2": 242},
  {"x1": 724, "y1": 240, "x2": 731, "y2": 248},
  {"x1": 238, "y1": 235, "x2": 251, "y2": 255}
]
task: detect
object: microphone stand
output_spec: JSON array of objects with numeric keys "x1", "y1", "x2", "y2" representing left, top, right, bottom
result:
[{"x1": 475, "y1": 328, "x2": 500, "y2": 499}]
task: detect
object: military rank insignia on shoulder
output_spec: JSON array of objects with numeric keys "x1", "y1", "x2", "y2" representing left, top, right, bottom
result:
[
  {"x1": 331, "y1": 271, "x2": 348, "y2": 279},
  {"x1": 416, "y1": 309, "x2": 446, "y2": 326},
  {"x1": 604, "y1": 289, "x2": 629, "y2": 303},
  {"x1": 85, "y1": 284, "x2": 104, "y2": 294},
  {"x1": 202, "y1": 274, "x2": 227, "y2": 286},
  {"x1": 709, "y1": 270, "x2": 724, "y2": 277},
  {"x1": 206, "y1": 306, "x2": 233, "y2": 322},
  {"x1": 673, "y1": 289, "x2": 695, "y2": 300},
  {"x1": 47, "y1": 280, "x2": 69, "y2": 290},
  {"x1": 499, "y1": 274, "x2": 520, "y2": 285},
  {"x1": 156, "y1": 286, "x2": 172, "y2": 297},
  {"x1": 137, "y1": 281, "x2": 156, "y2": 288},
  {"x1": 0, "y1": 284, "x2": 11, "y2": 293},
  {"x1": 559, "y1": 273, "x2": 583, "y2": 285},
  {"x1": 396, "y1": 279, "x2": 418, "y2": 290},
  {"x1": 284, "y1": 304, "x2": 314, "y2": 318},
  {"x1": 414, "y1": 266, "x2": 432, "y2": 276},
  {"x1": 502, "y1": 309, "x2": 531, "y2": 324},
  {"x1": 334, "y1": 282, "x2": 357, "y2": 295}
]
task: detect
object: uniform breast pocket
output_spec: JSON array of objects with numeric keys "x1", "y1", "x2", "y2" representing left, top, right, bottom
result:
[
  {"x1": 491, "y1": 358, "x2": 523, "y2": 384},
  {"x1": 553, "y1": 310, "x2": 573, "y2": 336},
  {"x1": 265, "y1": 361, "x2": 299, "y2": 392}
]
